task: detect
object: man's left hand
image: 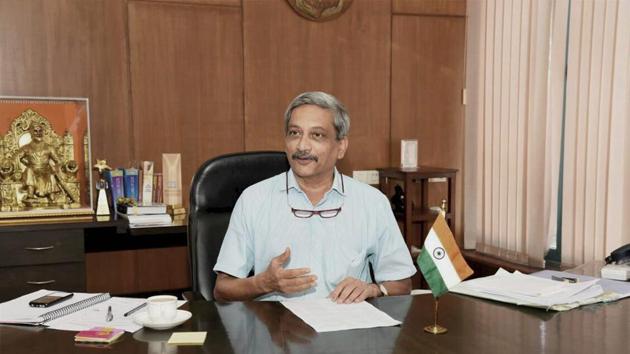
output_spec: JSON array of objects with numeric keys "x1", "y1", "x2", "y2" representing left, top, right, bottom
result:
[{"x1": 329, "y1": 277, "x2": 378, "y2": 304}]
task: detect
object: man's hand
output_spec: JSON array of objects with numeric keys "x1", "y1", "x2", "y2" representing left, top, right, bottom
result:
[
  {"x1": 214, "y1": 248, "x2": 317, "y2": 301},
  {"x1": 256, "y1": 248, "x2": 317, "y2": 295},
  {"x1": 328, "y1": 277, "x2": 379, "y2": 304}
]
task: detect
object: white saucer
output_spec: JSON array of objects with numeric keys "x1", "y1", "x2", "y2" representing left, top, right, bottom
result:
[{"x1": 132, "y1": 310, "x2": 192, "y2": 330}]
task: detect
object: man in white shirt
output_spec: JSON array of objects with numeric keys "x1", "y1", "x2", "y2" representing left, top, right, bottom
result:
[{"x1": 214, "y1": 91, "x2": 416, "y2": 302}]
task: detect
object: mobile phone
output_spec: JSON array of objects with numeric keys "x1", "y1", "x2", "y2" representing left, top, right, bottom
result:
[{"x1": 28, "y1": 291, "x2": 74, "y2": 308}]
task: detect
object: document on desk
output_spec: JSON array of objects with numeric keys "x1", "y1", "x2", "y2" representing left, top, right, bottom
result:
[
  {"x1": 532, "y1": 270, "x2": 630, "y2": 299},
  {"x1": 281, "y1": 298, "x2": 401, "y2": 333},
  {"x1": 451, "y1": 269, "x2": 608, "y2": 311}
]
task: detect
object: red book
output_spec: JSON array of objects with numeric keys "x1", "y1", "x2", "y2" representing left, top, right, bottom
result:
[{"x1": 75, "y1": 327, "x2": 124, "y2": 344}]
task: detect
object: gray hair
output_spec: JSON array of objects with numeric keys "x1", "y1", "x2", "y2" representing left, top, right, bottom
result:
[{"x1": 284, "y1": 91, "x2": 350, "y2": 140}]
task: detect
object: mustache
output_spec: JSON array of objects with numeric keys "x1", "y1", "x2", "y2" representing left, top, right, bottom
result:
[{"x1": 291, "y1": 151, "x2": 318, "y2": 162}]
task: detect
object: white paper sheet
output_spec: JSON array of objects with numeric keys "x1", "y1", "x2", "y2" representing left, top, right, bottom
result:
[{"x1": 281, "y1": 298, "x2": 401, "y2": 333}]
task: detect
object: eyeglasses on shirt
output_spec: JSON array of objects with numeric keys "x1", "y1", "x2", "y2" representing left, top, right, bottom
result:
[{"x1": 285, "y1": 171, "x2": 345, "y2": 218}]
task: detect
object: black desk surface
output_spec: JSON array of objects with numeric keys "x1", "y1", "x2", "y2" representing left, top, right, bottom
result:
[{"x1": 1, "y1": 292, "x2": 628, "y2": 354}]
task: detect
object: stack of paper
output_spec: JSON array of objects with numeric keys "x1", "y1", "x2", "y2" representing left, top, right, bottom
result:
[
  {"x1": 117, "y1": 211, "x2": 172, "y2": 228},
  {"x1": 533, "y1": 270, "x2": 630, "y2": 300},
  {"x1": 451, "y1": 269, "x2": 618, "y2": 311},
  {"x1": 168, "y1": 332, "x2": 207, "y2": 345}
]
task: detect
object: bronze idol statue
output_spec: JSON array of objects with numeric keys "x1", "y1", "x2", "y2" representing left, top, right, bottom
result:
[
  {"x1": 0, "y1": 109, "x2": 81, "y2": 212},
  {"x1": 19, "y1": 122, "x2": 63, "y2": 204}
]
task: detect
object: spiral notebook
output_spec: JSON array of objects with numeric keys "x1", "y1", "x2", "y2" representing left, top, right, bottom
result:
[
  {"x1": 0, "y1": 290, "x2": 148, "y2": 332},
  {"x1": 0, "y1": 290, "x2": 111, "y2": 326},
  {"x1": 41, "y1": 293, "x2": 111, "y2": 323}
]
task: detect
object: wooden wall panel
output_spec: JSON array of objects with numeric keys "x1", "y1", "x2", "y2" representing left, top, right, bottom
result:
[
  {"x1": 392, "y1": 15, "x2": 466, "y2": 241},
  {"x1": 128, "y1": 1, "x2": 244, "y2": 204},
  {"x1": 1, "y1": 0, "x2": 468, "y2": 244},
  {"x1": 243, "y1": 0, "x2": 391, "y2": 174},
  {"x1": 137, "y1": 0, "x2": 241, "y2": 6},
  {"x1": 0, "y1": 0, "x2": 132, "y2": 167},
  {"x1": 393, "y1": 0, "x2": 466, "y2": 16}
]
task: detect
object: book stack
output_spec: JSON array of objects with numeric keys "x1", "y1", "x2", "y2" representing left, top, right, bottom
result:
[
  {"x1": 103, "y1": 161, "x2": 165, "y2": 209},
  {"x1": 75, "y1": 327, "x2": 124, "y2": 344},
  {"x1": 103, "y1": 155, "x2": 183, "y2": 228},
  {"x1": 168, "y1": 205, "x2": 187, "y2": 223},
  {"x1": 116, "y1": 203, "x2": 172, "y2": 228}
]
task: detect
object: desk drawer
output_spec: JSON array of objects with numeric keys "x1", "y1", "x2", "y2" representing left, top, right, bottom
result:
[
  {"x1": 0, "y1": 262, "x2": 85, "y2": 302},
  {"x1": 0, "y1": 230, "x2": 84, "y2": 267}
]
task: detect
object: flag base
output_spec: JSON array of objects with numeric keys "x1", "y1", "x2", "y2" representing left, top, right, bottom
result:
[{"x1": 424, "y1": 324, "x2": 448, "y2": 334}]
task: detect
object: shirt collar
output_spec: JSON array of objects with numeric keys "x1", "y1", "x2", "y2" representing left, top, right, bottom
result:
[{"x1": 283, "y1": 168, "x2": 345, "y2": 196}]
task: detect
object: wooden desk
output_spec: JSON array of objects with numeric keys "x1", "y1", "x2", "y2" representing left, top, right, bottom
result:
[
  {"x1": 0, "y1": 217, "x2": 189, "y2": 301},
  {"x1": 2, "y1": 293, "x2": 628, "y2": 353}
]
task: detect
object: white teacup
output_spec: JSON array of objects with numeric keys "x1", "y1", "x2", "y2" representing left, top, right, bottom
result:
[{"x1": 147, "y1": 295, "x2": 177, "y2": 323}]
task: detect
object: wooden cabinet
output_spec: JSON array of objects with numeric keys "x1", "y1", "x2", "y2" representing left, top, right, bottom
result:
[
  {"x1": 0, "y1": 230, "x2": 84, "y2": 267},
  {"x1": 84, "y1": 223, "x2": 189, "y2": 295},
  {"x1": 0, "y1": 227, "x2": 86, "y2": 302},
  {"x1": 378, "y1": 166, "x2": 457, "y2": 249},
  {"x1": 85, "y1": 247, "x2": 189, "y2": 295}
]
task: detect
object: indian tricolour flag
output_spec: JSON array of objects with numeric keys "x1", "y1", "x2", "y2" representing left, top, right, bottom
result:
[{"x1": 417, "y1": 214, "x2": 473, "y2": 297}]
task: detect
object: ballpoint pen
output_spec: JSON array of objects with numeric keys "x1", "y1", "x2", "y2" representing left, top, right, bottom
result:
[
  {"x1": 551, "y1": 275, "x2": 578, "y2": 283},
  {"x1": 123, "y1": 302, "x2": 147, "y2": 317},
  {"x1": 106, "y1": 305, "x2": 113, "y2": 322}
]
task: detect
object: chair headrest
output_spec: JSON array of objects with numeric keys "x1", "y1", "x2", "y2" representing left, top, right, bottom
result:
[{"x1": 189, "y1": 151, "x2": 289, "y2": 212}]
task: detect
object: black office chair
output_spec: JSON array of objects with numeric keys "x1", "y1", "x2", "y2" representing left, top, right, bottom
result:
[{"x1": 187, "y1": 151, "x2": 289, "y2": 301}]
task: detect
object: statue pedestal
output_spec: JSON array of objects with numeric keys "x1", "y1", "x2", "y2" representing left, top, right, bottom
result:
[{"x1": 95, "y1": 188, "x2": 110, "y2": 216}]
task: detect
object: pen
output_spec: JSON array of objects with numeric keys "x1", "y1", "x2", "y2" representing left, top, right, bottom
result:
[
  {"x1": 123, "y1": 302, "x2": 147, "y2": 317},
  {"x1": 106, "y1": 305, "x2": 113, "y2": 322},
  {"x1": 551, "y1": 275, "x2": 578, "y2": 283}
]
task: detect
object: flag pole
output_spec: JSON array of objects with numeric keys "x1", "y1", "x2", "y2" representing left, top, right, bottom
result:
[
  {"x1": 424, "y1": 297, "x2": 447, "y2": 334},
  {"x1": 417, "y1": 214, "x2": 474, "y2": 335}
]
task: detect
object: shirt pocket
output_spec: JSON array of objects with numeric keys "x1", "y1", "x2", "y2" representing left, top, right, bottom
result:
[{"x1": 330, "y1": 245, "x2": 367, "y2": 284}]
